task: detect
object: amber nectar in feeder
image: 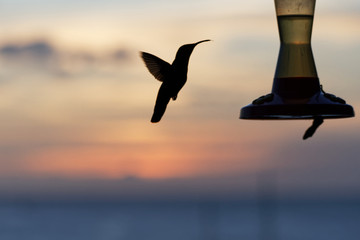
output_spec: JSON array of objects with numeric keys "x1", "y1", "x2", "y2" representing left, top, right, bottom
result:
[{"x1": 240, "y1": 0, "x2": 354, "y2": 119}]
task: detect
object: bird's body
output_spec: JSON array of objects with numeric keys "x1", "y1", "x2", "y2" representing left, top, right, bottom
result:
[
  {"x1": 141, "y1": 40, "x2": 210, "y2": 123},
  {"x1": 303, "y1": 116, "x2": 324, "y2": 140}
]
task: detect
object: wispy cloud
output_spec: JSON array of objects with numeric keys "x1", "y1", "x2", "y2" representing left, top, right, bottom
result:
[
  {"x1": 0, "y1": 40, "x2": 134, "y2": 78},
  {"x1": 0, "y1": 41, "x2": 54, "y2": 59}
]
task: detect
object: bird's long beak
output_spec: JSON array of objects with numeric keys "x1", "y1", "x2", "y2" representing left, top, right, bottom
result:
[{"x1": 194, "y1": 39, "x2": 211, "y2": 45}]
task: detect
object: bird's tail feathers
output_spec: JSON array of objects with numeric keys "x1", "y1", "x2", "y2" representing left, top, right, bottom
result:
[{"x1": 151, "y1": 95, "x2": 170, "y2": 123}]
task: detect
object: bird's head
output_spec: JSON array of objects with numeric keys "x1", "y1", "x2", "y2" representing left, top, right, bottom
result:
[{"x1": 173, "y1": 39, "x2": 211, "y2": 66}]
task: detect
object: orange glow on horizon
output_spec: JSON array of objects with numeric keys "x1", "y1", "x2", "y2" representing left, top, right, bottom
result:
[{"x1": 20, "y1": 136, "x2": 270, "y2": 180}]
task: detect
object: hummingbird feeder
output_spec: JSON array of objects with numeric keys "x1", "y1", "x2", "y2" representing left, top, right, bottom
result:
[{"x1": 240, "y1": 0, "x2": 354, "y2": 120}]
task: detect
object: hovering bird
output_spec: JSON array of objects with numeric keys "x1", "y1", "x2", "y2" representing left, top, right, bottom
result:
[
  {"x1": 303, "y1": 116, "x2": 324, "y2": 140},
  {"x1": 140, "y1": 40, "x2": 211, "y2": 123}
]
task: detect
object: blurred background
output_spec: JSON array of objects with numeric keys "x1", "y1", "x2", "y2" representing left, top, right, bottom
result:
[{"x1": 0, "y1": 0, "x2": 359, "y2": 239}]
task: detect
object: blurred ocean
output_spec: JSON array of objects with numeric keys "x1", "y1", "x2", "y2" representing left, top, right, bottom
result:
[{"x1": 0, "y1": 200, "x2": 359, "y2": 240}]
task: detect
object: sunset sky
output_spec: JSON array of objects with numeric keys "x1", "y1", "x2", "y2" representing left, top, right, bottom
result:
[{"x1": 0, "y1": 0, "x2": 359, "y2": 201}]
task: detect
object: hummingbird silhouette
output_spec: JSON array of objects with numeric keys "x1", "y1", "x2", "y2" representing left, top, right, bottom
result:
[
  {"x1": 303, "y1": 116, "x2": 324, "y2": 140},
  {"x1": 141, "y1": 40, "x2": 210, "y2": 123}
]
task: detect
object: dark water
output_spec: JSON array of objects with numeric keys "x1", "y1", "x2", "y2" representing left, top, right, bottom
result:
[{"x1": 0, "y1": 200, "x2": 359, "y2": 240}]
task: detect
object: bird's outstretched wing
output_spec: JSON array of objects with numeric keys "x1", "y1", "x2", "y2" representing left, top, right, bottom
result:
[
  {"x1": 140, "y1": 52, "x2": 171, "y2": 82},
  {"x1": 151, "y1": 85, "x2": 171, "y2": 123},
  {"x1": 303, "y1": 117, "x2": 324, "y2": 140}
]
